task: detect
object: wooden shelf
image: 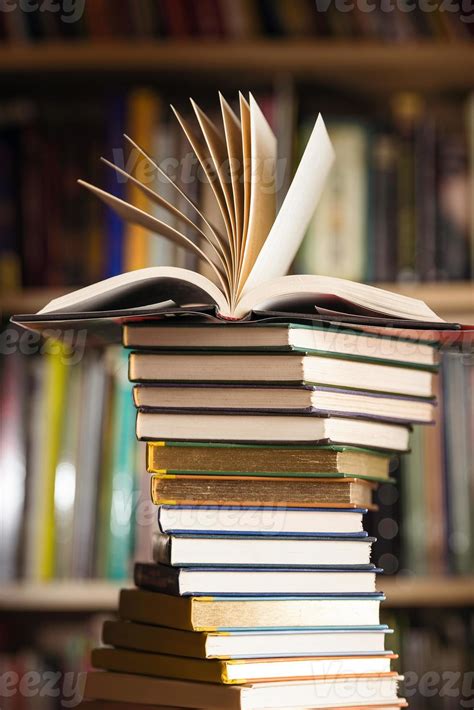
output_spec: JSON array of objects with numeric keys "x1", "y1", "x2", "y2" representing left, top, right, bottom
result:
[
  {"x1": 0, "y1": 581, "x2": 125, "y2": 612},
  {"x1": 3, "y1": 282, "x2": 473, "y2": 322},
  {"x1": 1, "y1": 288, "x2": 67, "y2": 317},
  {"x1": 379, "y1": 576, "x2": 474, "y2": 607},
  {"x1": 0, "y1": 577, "x2": 473, "y2": 612},
  {"x1": 0, "y1": 40, "x2": 473, "y2": 92}
]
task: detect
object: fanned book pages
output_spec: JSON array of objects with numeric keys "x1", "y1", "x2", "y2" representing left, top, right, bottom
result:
[{"x1": 11, "y1": 92, "x2": 449, "y2": 336}]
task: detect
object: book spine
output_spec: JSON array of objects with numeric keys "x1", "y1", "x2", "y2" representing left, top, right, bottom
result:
[
  {"x1": 105, "y1": 95, "x2": 126, "y2": 277},
  {"x1": 134, "y1": 562, "x2": 180, "y2": 595},
  {"x1": 124, "y1": 89, "x2": 160, "y2": 271},
  {"x1": 151, "y1": 532, "x2": 172, "y2": 565},
  {"x1": 105, "y1": 349, "x2": 138, "y2": 580}
]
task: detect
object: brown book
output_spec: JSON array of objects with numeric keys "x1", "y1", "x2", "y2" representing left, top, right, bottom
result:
[
  {"x1": 137, "y1": 411, "x2": 409, "y2": 451},
  {"x1": 151, "y1": 474, "x2": 376, "y2": 509},
  {"x1": 146, "y1": 441, "x2": 391, "y2": 480}
]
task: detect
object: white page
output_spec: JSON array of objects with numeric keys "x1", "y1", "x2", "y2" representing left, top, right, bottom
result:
[
  {"x1": 242, "y1": 114, "x2": 335, "y2": 296},
  {"x1": 237, "y1": 94, "x2": 277, "y2": 295}
]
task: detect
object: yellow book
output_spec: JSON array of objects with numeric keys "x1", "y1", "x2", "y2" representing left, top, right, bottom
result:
[
  {"x1": 25, "y1": 345, "x2": 69, "y2": 580},
  {"x1": 92, "y1": 647, "x2": 395, "y2": 684},
  {"x1": 119, "y1": 589, "x2": 382, "y2": 632},
  {"x1": 146, "y1": 441, "x2": 391, "y2": 480},
  {"x1": 124, "y1": 89, "x2": 160, "y2": 271}
]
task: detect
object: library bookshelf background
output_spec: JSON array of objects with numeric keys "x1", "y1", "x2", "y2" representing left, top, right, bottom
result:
[{"x1": 0, "y1": 2, "x2": 473, "y2": 708}]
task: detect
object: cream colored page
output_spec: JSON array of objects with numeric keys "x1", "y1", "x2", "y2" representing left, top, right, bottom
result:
[
  {"x1": 242, "y1": 114, "x2": 335, "y2": 296},
  {"x1": 78, "y1": 181, "x2": 227, "y2": 291},
  {"x1": 219, "y1": 93, "x2": 244, "y2": 264},
  {"x1": 123, "y1": 134, "x2": 229, "y2": 259},
  {"x1": 237, "y1": 94, "x2": 277, "y2": 295},
  {"x1": 191, "y1": 99, "x2": 237, "y2": 257},
  {"x1": 100, "y1": 157, "x2": 228, "y2": 275},
  {"x1": 170, "y1": 106, "x2": 234, "y2": 253},
  {"x1": 239, "y1": 93, "x2": 251, "y2": 272}
]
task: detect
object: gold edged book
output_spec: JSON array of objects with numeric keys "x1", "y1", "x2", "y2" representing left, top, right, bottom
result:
[
  {"x1": 118, "y1": 589, "x2": 383, "y2": 631},
  {"x1": 146, "y1": 442, "x2": 393, "y2": 481},
  {"x1": 151, "y1": 474, "x2": 377, "y2": 509},
  {"x1": 92, "y1": 647, "x2": 397, "y2": 684}
]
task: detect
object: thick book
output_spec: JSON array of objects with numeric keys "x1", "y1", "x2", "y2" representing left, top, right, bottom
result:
[
  {"x1": 139, "y1": 413, "x2": 410, "y2": 451},
  {"x1": 157, "y1": 504, "x2": 367, "y2": 536},
  {"x1": 123, "y1": 323, "x2": 439, "y2": 367},
  {"x1": 102, "y1": 619, "x2": 393, "y2": 659},
  {"x1": 84, "y1": 670, "x2": 405, "y2": 709},
  {"x1": 119, "y1": 588, "x2": 384, "y2": 630},
  {"x1": 92, "y1": 646, "x2": 396, "y2": 684},
  {"x1": 134, "y1": 561, "x2": 380, "y2": 596},
  {"x1": 12, "y1": 94, "x2": 445, "y2": 332},
  {"x1": 148, "y1": 442, "x2": 391, "y2": 480},
  {"x1": 134, "y1": 383, "x2": 435, "y2": 424},
  {"x1": 151, "y1": 531, "x2": 375, "y2": 568},
  {"x1": 129, "y1": 351, "x2": 435, "y2": 398},
  {"x1": 151, "y1": 475, "x2": 376, "y2": 508}
]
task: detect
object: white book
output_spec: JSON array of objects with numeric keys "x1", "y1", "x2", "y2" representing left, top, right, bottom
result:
[
  {"x1": 129, "y1": 352, "x2": 434, "y2": 398},
  {"x1": 152, "y1": 531, "x2": 375, "y2": 567},
  {"x1": 102, "y1": 619, "x2": 393, "y2": 659},
  {"x1": 158, "y1": 506, "x2": 365, "y2": 535},
  {"x1": 123, "y1": 323, "x2": 439, "y2": 367},
  {"x1": 84, "y1": 671, "x2": 404, "y2": 709},
  {"x1": 133, "y1": 384, "x2": 435, "y2": 423},
  {"x1": 135, "y1": 562, "x2": 378, "y2": 595},
  {"x1": 136, "y1": 411, "x2": 410, "y2": 451}
]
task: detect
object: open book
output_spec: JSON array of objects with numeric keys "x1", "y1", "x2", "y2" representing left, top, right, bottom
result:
[{"x1": 18, "y1": 93, "x2": 443, "y2": 325}]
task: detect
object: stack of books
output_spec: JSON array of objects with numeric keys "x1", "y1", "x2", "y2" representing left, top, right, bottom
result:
[
  {"x1": 81, "y1": 320, "x2": 439, "y2": 709},
  {"x1": 15, "y1": 93, "x2": 452, "y2": 709}
]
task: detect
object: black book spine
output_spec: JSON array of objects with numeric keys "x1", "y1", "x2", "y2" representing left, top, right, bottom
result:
[
  {"x1": 134, "y1": 562, "x2": 180, "y2": 595},
  {"x1": 152, "y1": 531, "x2": 173, "y2": 565}
]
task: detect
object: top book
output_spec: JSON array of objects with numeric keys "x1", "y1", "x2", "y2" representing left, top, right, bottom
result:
[{"x1": 29, "y1": 93, "x2": 442, "y2": 325}]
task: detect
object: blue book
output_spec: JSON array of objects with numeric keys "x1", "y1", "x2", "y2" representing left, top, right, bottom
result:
[
  {"x1": 135, "y1": 561, "x2": 382, "y2": 597},
  {"x1": 152, "y1": 530, "x2": 376, "y2": 568},
  {"x1": 158, "y1": 505, "x2": 368, "y2": 536}
]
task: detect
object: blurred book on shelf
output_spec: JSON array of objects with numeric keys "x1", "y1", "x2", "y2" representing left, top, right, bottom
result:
[
  {"x1": 369, "y1": 351, "x2": 474, "y2": 578},
  {"x1": 0, "y1": 615, "x2": 106, "y2": 709},
  {"x1": 0, "y1": 0, "x2": 472, "y2": 42},
  {"x1": 0, "y1": 339, "x2": 154, "y2": 583},
  {"x1": 383, "y1": 608, "x2": 474, "y2": 710}
]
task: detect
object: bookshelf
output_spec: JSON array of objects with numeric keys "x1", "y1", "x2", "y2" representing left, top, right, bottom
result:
[
  {"x1": 0, "y1": 41, "x2": 473, "y2": 93},
  {"x1": 1, "y1": 577, "x2": 473, "y2": 612},
  {"x1": 1, "y1": 26, "x2": 473, "y2": 696}
]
